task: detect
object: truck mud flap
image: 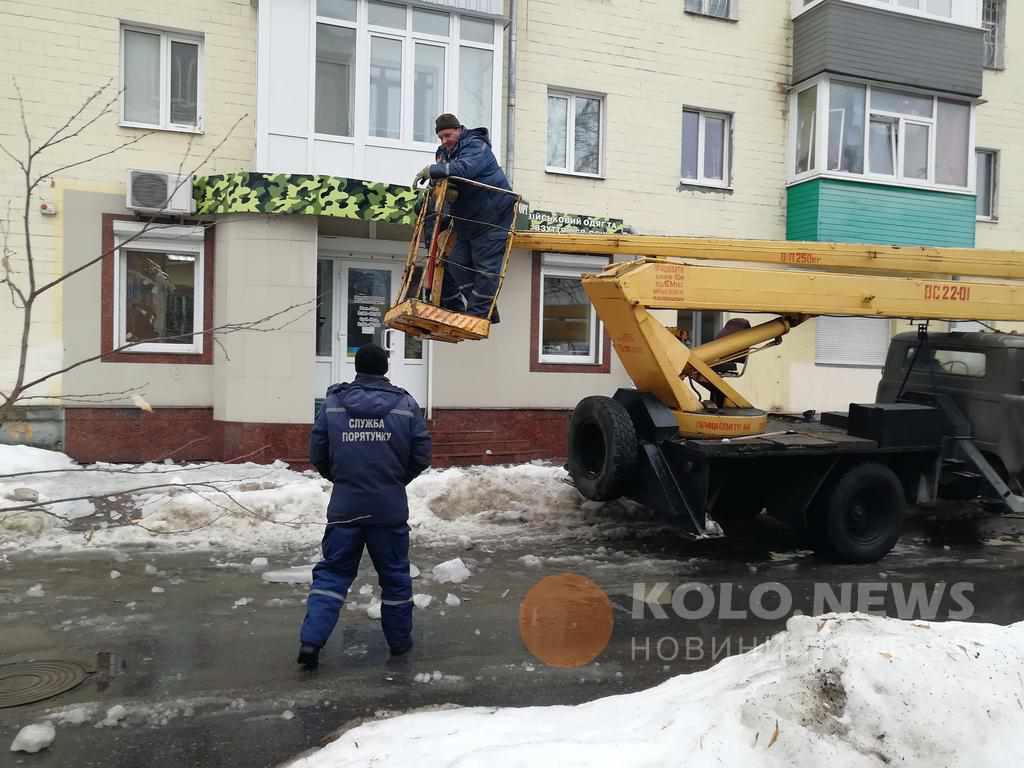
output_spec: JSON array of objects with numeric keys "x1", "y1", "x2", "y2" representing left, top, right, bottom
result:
[{"x1": 633, "y1": 442, "x2": 713, "y2": 539}]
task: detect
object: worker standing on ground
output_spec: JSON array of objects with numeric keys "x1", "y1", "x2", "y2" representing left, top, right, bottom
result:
[
  {"x1": 414, "y1": 113, "x2": 514, "y2": 320},
  {"x1": 297, "y1": 344, "x2": 432, "y2": 670}
]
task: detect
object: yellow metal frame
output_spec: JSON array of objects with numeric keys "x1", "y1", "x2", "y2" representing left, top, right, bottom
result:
[
  {"x1": 386, "y1": 177, "x2": 520, "y2": 343},
  {"x1": 514, "y1": 234, "x2": 1024, "y2": 438}
]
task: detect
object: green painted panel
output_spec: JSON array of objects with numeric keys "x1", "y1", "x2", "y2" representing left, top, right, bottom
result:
[
  {"x1": 786, "y1": 181, "x2": 820, "y2": 241},
  {"x1": 787, "y1": 178, "x2": 976, "y2": 247}
]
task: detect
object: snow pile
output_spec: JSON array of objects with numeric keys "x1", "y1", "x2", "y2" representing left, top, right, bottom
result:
[
  {"x1": 285, "y1": 614, "x2": 1024, "y2": 768},
  {"x1": 1, "y1": 445, "x2": 583, "y2": 553},
  {"x1": 9, "y1": 722, "x2": 55, "y2": 753},
  {"x1": 408, "y1": 464, "x2": 581, "y2": 532},
  {"x1": 431, "y1": 558, "x2": 471, "y2": 584}
]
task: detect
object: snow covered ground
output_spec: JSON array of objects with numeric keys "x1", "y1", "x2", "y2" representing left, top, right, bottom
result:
[
  {"x1": 284, "y1": 613, "x2": 1024, "y2": 768},
  {"x1": 0, "y1": 445, "x2": 584, "y2": 553}
]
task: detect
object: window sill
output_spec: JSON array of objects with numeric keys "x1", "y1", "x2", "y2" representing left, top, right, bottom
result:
[
  {"x1": 977, "y1": 216, "x2": 999, "y2": 224},
  {"x1": 120, "y1": 121, "x2": 204, "y2": 135},
  {"x1": 544, "y1": 169, "x2": 606, "y2": 181},
  {"x1": 678, "y1": 179, "x2": 734, "y2": 193},
  {"x1": 983, "y1": 64, "x2": 1007, "y2": 72},
  {"x1": 532, "y1": 360, "x2": 610, "y2": 374},
  {"x1": 684, "y1": 10, "x2": 738, "y2": 23}
]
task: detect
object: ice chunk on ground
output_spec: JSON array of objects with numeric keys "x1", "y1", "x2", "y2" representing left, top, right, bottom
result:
[
  {"x1": 26, "y1": 583, "x2": 45, "y2": 597},
  {"x1": 10, "y1": 487, "x2": 39, "y2": 502},
  {"x1": 431, "y1": 670, "x2": 442, "y2": 681},
  {"x1": 250, "y1": 557, "x2": 269, "y2": 569},
  {"x1": 432, "y1": 558, "x2": 471, "y2": 584},
  {"x1": 445, "y1": 593, "x2": 461, "y2": 607},
  {"x1": 10, "y1": 722, "x2": 55, "y2": 753},
  {"x1": 262, "y1": 567, "x2": 313, "y2": 585},
  {"x1": 410, "y1": 563, "x2": 421, "y2": 578},
  {"x1": 144, "y1": 564, "x2": 158, "y2": 575},
  {"x1": 110, "y1": 570, "x2": 121, "y2": 579},
  {"x1": 413, "y1": 594, "x2": 433, "y2": 609},
  {"x1": 358, "y1": 584, "x2": 374, "y2": 596},
  {"x1": 52, "y1": 705, "x2": 94, "y2": 726},
  {"x1": 366, "y1": 600, "x2": 382, "y2": 620},
  {"x1": 233, "y1": 597, "x2": 254, "y2": 609},
  {"x1": 98, "y1": 705, "x2": 128, "y2": 728},
  {"x1": 281, "y1": 710, "x2": 295, "y2": 720},
  {"x1": 518, "y1": 554, "x2": 543, "y2": 568},
  {"x1": 151, "y1": 586, "x2": 165, "y2": 594},
  {"x1": 282, "y1": 613, "x2": 1024, "y2": 768},
  {"x1": 457, "y1": 535, "x2": 473, "y2": 550}
]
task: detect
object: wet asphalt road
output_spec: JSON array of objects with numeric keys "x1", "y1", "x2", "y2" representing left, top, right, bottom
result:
[{"x1": 2, "y1": 513, "x2": 1024, "y2": 767}]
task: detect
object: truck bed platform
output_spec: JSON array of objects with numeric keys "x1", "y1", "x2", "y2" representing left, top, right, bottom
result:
[{"x1": 673, "y1": 415, "x2": 937, "y2": 458}]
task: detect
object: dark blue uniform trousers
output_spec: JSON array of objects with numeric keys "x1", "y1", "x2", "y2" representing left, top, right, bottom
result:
[
  {"x1": 441, "y1": 210, "x2": 514, "y2": 318},
  {"x1": 300, "y1": 524, "x2": 413, "y2": 651}
]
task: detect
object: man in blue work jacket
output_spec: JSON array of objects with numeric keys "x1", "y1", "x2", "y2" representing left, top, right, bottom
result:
[
  {"x1": 415, "y1": 112, "x2": 515, "y2": 320},
  {"x1": 298, "y1": 344, "x2": 432, "y2": 670}
]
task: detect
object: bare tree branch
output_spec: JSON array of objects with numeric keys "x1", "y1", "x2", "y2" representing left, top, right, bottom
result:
[
  {"x1": 0, "y1": 445, "x2": 273, "y2": 481},
  {"x1": 31, "y1": 131, "x2": 157, "y2": 192},
  {"x1": 12, "y1": 78, "x2": 32, "y2": 158},
  {"x1": 35, "y1": 78, "x2": 117, "y2": 156},
  {"x1": 11, "y1": 299, "x2": 313, "y2": 400}
]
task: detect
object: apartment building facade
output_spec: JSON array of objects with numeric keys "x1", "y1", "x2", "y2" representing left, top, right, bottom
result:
[{"x1": 0, "y1": 0, "x2": 1017, "y2": 464}]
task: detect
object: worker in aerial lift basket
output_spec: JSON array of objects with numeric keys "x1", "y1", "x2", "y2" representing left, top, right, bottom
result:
[{"x1": 414, "y1": 113, "x2": 515, "y2": 321}]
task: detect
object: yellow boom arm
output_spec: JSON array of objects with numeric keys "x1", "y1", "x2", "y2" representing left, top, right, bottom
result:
[{"x1": 512, "y1": 234, "x2": 1024, "y2": 438}]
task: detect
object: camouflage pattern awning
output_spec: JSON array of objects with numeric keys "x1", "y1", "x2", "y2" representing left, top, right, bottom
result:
[
  {"x1": 192, "y1": 172, "x2": 420, "y2": 224},
  {"x1": 192, "y1": 172, "x2": 627, "y2": 235}
]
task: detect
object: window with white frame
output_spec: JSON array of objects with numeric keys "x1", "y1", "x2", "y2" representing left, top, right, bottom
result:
[
  {"x1": 801, "y1": 0, "x2": 953, "y2": 20},
  {"x1": 547, "y1": 91, "x2": 604, "y2": 176},
  {"x1": 121, "y1": 25, "x2": 202, "y2": 131},
  {"x1": 314, "y1": 0, "x2": 498, "y2": 145},
  {"x1": 685, "y1": 0, "x2": 735, "y2": 19},
  {"x1": 816, "y1": 317, "x2": 890, "y2": 367},
  {"x1": 983, "y1": 0, "x2": 1006, "y2": 69},
  {"x1": 538, "y1": 254, "x2": 605, "y2": 364},
  {"x1": 113, "y1": 222, "x2": 205, "y2": 354},
  {"x1": 682, "y1": 108, "x2": 731, "y2": 187},
  {"x1": 791, "y1": 78, "x2": 973, "y2": 190},
  {"x1": 976, "y1": 148, "x2": 998, "y2": 220},
  {"x1": 796, "y1": 0, "x2": 980, "y2": 27}
]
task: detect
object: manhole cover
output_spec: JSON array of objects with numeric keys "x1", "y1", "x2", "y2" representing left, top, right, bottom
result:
[{"x1": 0, "y1": 660, "x2": 89, "y2": 708}]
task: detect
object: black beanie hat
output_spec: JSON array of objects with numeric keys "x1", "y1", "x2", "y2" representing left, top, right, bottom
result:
[
  {"x1": 435, "y1": 113, "x2": 461, "y2": 133},
  {"x1": 355, "y1": 344, "x2": 389, "y2": 376}
]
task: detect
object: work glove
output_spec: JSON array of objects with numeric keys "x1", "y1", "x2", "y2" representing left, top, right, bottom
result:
[
  {"x1": 413, "y1": 165, "x2": 431, "y2": 188},
  {"x1": 429, "y1": 163, "x2": 450, "y2": 180}
]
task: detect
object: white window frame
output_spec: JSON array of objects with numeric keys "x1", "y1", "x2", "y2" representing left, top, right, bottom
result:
[
  {"x1": 545, "y1": 90, "x2": 606, "y2": 179},
  {"x1": 120, "y1": 24, "x2": 204, "y2": 133},
  {"x1": 681, "y1": 108, "x2": 733, "y2": 189},
  {"x1": 685, "y1": 0, "x2": 739, "y2": 20},
  {"x1": 982, "y1": 0, "x2": 1006, "y2": 69},
  {"x1": 787, "y1": 74, "x2": 976, "y2": 195},
  {"x1": 537, "y1": 254, "x2": 606, "y2": 365},
  {"x1": 312, "y1": 2, "x2": 500, "y2": 152},
  {"x1": 112, "y1": 221, "x2": 205, "y2": 354},
  {"x1": 975, "y1": 147, "x2": 999, "y2": 221},
  {"x1": 793, "y1": 0, "x2": 982, "y2": 28}
]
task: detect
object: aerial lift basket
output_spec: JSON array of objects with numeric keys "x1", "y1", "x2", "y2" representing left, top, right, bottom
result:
[{"x1": 384, "y1": 177, "x2": 520, "y2": 343}]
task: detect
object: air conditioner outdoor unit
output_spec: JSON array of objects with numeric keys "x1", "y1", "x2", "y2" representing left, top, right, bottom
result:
[{"x1": 126, "y1": 170, "x2": 196, "y2": 215}]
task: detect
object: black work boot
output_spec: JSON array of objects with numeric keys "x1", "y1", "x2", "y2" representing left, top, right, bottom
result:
[
  {"x1": 297, "y1": 644, "x2": 320, "y2": 670},
  {"x1": 389, "y1": 639, "x2": 414, "y2": 658}
]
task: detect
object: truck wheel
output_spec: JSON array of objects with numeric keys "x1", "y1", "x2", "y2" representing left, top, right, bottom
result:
[
  {"x1": 567, "y1": 396, "x2": 638, "y2": 501},
  {"x1": 821, "y1": 462, "x2": 905, "y2": 563}
]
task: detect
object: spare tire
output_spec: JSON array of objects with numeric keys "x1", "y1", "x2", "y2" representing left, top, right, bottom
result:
[{"x1": 567, "y1": 396, "x2": 639, "y2": 501}]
